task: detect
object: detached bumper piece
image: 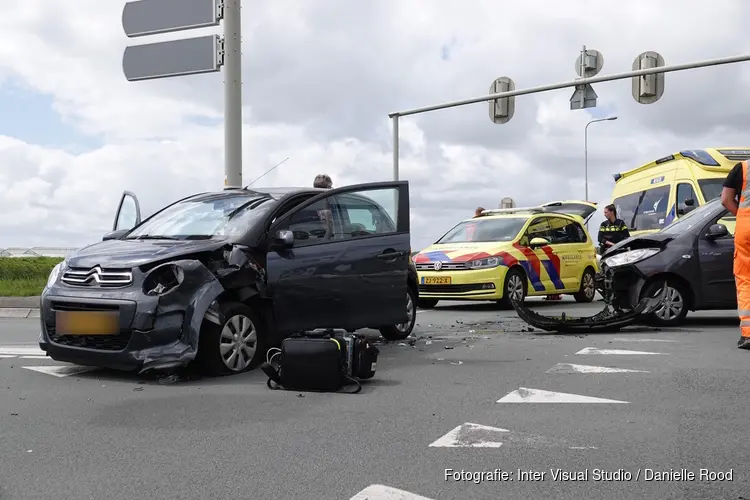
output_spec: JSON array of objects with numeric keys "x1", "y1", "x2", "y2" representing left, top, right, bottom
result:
[{"x1": 511, "y1": 286, "x2": 667, "y2": 333}]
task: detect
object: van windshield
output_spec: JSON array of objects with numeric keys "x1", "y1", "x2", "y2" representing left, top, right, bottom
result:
[{"x1": 612, "y1": 185, "x2": 671, "y2": 232}]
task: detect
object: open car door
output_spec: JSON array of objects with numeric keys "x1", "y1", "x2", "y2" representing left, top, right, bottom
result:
[
  {"x1": 111, "y1": 191, "x2": 142, "y2": 232},
  {"x1": 540, "y1": 200, "x2": 598, "y2": 224}
]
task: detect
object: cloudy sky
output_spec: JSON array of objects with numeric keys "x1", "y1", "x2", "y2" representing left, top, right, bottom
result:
[{"x1": 1, "y1": 0, "x2": 749, "y2": 253}]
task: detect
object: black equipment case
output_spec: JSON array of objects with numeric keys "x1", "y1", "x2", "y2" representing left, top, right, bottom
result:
[{"x1": 261, "y1": 329, "x2": 379, "y2": 394}]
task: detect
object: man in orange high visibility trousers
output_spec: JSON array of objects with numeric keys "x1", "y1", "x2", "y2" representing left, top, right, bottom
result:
[{"x1": 721, "y1": 160, "x2": 750, "y2": 349}]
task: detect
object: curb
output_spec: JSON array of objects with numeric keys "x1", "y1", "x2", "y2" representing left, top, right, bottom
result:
[{"x1": 0, "y1": 297, "x2": 41, "y2": 318}]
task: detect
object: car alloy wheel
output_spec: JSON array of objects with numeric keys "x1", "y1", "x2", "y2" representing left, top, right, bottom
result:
[
  {"x1": 653, "y1": 285, "x2": 684, "y2": 321},
  {"x1": 507, "y1": 274, "x2": 524, "y2": 301},
  {"x1": 395, "y1": 291, "x2": 415, "y2": 333},
  {"x1": 219, "y1": 314, "x2": 258, "y2": 372},
  {"x1": 582, "y1": 272, "x2": 595, "y2": 300}
]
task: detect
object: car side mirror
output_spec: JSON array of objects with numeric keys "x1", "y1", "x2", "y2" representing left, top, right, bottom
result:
[
  {"x1": 529, "y1": 237, "x2": 550, "y2": 248},
  {"x1": 103, "y1": 229, "x2": 129, "y2": 241},
  {"x1": 685, "y1": 198, "x2": 695, "y2": 206},
  {"x1": 271, "y1": 229, "x2": 294, "y2": 249},
  {"x1": 705, "y1": 224, "x2": 729, "y2": 240}
]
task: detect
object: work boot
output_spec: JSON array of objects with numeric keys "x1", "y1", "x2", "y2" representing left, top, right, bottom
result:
[{"x1": 737, "y1": 337, "x2": 750, "y2": 350}]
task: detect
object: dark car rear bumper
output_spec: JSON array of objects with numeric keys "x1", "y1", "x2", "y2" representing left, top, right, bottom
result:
[{"x1": 39, "y1": 260, "x2": 225, "y2": 373}]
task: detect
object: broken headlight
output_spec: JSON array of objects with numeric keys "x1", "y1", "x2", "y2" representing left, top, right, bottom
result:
[
  {"x1": 143, "y1": 263, "x2": 184, "y2": 296},
  {"x1": 466, "y1": 256, "x2": 501, "y2": 269},
  {"x1": 602, "y1": 248, "x2": 659, "y2": 268}
]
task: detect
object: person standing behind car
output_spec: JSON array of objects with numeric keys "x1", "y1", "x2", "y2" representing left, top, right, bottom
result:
[
  {"x1": 598, "y1": 204, "x2": 630, "y2": 254},
  {"x1": 721, "y1": 160, "x2": 750, "y2": 350},
  {"x1": 313, "y1": 174, "x2": 334, "y2": 239}
]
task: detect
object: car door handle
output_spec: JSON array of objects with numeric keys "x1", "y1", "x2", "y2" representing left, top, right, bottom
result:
[{"x1": 377, "y1": 250, "x2": 405, "y2": 259}]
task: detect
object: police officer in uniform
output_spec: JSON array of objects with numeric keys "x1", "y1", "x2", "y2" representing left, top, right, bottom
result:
[{"x1": 598, "y1": 204, "x2": 630, "y2": 254}]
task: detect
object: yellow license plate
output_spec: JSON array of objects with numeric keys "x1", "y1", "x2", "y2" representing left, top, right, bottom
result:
[
  {"x1": 56, "y1": 311, "x2": 119, "y2": 335},
  {"x1": 424, "y1": 277, "x2": 452, "y2": 285}
]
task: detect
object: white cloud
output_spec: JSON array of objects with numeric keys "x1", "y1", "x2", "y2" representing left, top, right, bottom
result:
[{"x1": 0, "y1": 0, "x2": 749, "y2": 252}]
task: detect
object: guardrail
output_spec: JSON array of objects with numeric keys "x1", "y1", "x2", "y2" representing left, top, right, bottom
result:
[{"x1": 0, "y1": 247, "x2": 78, "y2": 258}]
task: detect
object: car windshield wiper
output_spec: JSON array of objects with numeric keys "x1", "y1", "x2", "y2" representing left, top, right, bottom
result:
[{"x1": 126, "y1": 235, "x2": 181, "y2": 240}]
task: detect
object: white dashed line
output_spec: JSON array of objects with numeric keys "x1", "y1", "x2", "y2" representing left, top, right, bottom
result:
[
  {"x1": 350, "y1": 485, "x2": 434, "y2": 500},
  {"x1": 429, "y1": 422, "x2": 508, "y2": 448},
  {"x1": 546, "y1": 363, "x2": 649, "y2": 374},
  {"x1": 575, "y1": 347, "x2": 667, "y2": 355}
]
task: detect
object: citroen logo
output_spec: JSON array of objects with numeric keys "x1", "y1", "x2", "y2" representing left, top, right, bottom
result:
[{"x1": 433, "y1": 262, "x2": 443, "y2": 271}]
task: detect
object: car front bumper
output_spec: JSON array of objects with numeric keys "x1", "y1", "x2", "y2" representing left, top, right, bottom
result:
[
  {"x1": 597, "y1": 261, "x2": 648, "y2": 310},
  {"x1": 417, "y1": 266, "x2": 506, "y2": 300},
  {"x1": 39, "y1": 259, "x2": 225, "y2": 373}
]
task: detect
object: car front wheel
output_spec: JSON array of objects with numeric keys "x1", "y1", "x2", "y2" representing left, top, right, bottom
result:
[
  {"x1": 573, "y1": 268, "x2": 597, "y2": 303},
  {"x1": 640, "y1": 279, "x2": 689, "y2": 326},
  {"x1": 196, "y1": 301, "x2": 266, "y2": 375},
  {"x1": 380, "y1": 286, "x2": 417, "y2": 341}
]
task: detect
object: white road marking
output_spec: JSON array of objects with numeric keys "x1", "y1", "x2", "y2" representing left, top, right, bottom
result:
[
  {"x1": 429, "y1": 422, "x2": 508, "y2": 448},
  {"x1": 0, "y1": 346, "x2": 46, "y2": 356},
  {"x1": 20, "y1": 355, "x2": 48, "y2": 359},
  {"x1": 497, "y1": 387, "x2": 628, "y2": 404},
  {"x1": 22, "y1": 365, "x2": 96, "y2": 377},
  {"x1": 611, "y1": 338, "x2": 678, "y2": 343},
  {"x1": 546, "y1": 363, "x2": 649, "y2": 374},
  {"x1": 576, "y1": 347, "x2": 667, "y2": 355},
  {"x1": 351, "y1": 485, "x2": 434, "y2": 500},
  {"x1": 0, "y1": 355, "x2": 15, "y2": 358}
]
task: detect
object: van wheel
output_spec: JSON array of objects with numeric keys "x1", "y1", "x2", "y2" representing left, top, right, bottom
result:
[
  {"x1": 196, "y1": 301, "x2": 266, "y2": 376},
  {"x1": 498, "y1": 267, "x2": 527, "y2": 309},
  {"x1": 573, "y1": 268, "x2": 597, "y2": 303},
  {"x1": 640, "y1": 279, "x2": 689, "y2": 327},
  {"x1": 417, "y1": 299, "x2": 438, "y2": 309}
]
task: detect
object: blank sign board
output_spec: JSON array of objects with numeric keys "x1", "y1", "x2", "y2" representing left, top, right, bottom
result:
[
  {"x1": 122, "y1": 0, "x2": 221, "y2": 37},
  {"x1": 122, "y1": 35, "x2": 221, "y2": 81}
]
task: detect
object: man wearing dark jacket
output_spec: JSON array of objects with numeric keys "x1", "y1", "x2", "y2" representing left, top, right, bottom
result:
[{"x1": 598, "y1": 204, "x2": 630, "y2": 254}]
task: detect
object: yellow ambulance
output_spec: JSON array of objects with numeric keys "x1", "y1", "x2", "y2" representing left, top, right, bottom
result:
[{"x1": 609, "y1": 148, "x2": 750, "y2": 236}]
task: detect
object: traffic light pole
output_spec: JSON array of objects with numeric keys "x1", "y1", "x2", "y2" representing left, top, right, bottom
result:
[
  {"x1": 223, "y1": 0, "x2": 243, "y2": 189},
  {"x1": 388, "y1": 53, "x2": 750, "y2": 181}
]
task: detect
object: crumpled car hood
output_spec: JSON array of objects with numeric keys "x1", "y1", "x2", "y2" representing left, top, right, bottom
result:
[
  {"x1": 66, "y1": 238, "x2": 229, "y2": 269},
  {"x1": 602, "y1": 232, "x2": 674, "y2": 258}
]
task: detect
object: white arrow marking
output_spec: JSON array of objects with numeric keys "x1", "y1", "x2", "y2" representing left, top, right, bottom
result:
[
  {"x1": 22, "y1": 366, "x2": 96, "y2": 378},
  {"x1": 350, "y1": 485, "x2": 434, "y2": 500},
  {"x1": 576, "y1": 347, "x2": 667, "y2": 355},
  {"x1": 429, "y1": 422, "x2": 509, "y2": 448},
  {"x1": 546, "y1": 363, "x2": 649, "y2": 374},
  {"x1": 497, "y1": 387, "x2": 628, "y2": 403}
]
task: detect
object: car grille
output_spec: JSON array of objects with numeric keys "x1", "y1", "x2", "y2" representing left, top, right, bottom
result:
[
  {"x1": 415, "y1": 262, "x2": 468, "y2": 271},
  {"x1": 62, "y1": 266, "x2": 133, "y2": 288},
  {"x1": 419, "y1": 283, "x2": 493, "y2": 294},
  {"x1": 47, "y1": 301, "x2": 131, "y2": 351}
]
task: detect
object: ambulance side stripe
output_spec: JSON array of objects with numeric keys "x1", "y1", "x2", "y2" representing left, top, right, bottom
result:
[
  {"x1": 539, "y1": 247, "x2": 565, "y2": 289},
  {"x1": 513, "y1": 243, "x2": 546, "y2": 291}
]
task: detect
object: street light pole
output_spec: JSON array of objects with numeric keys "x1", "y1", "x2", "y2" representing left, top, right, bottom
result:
[{"x1": 584, "y1": 116, "x2": 617, "y2": 200}]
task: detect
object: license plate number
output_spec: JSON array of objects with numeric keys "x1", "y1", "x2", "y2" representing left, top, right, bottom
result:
[
  {"x1": 423, "y1": 277, "x2": 452, "y2": 285},
  {"x1": 56, "y1": 311, "x2": 119, "y2": 335}
]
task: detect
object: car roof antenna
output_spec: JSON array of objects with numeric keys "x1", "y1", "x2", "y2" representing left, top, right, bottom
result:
[{"x1": 244, "y1": 157, "x2": 290, "y2": 189}]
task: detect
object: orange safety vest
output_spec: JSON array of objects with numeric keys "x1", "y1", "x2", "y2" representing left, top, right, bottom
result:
[{"x1": 734, "y1": 160, "x2": 750, "y2": 338}]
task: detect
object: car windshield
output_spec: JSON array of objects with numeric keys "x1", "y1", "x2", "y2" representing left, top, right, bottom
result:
[
  {"x1": 125, "y1": 193, "x2": 274, "y2": 240},
  {"x1": 660, "y1": 198, "x2": 724, "y2": 234},
  {"x1": 697, "y1": 178, "x2": 724, "y2": 202},
  {"x1": 436, "y1": 217, "x2": 527, "y2": 244}
]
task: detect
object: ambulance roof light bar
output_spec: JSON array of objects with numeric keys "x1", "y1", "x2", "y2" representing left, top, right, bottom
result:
[{"x1": 479, "y1": 206, "x2": 545, "y2": 216}]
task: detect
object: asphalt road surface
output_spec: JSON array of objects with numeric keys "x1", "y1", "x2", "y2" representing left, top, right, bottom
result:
[{"x1": 1, "y1": 298, "x2": 747, "y2": 500}]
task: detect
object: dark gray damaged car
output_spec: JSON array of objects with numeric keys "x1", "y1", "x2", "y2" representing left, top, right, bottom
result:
[{"x1": 39, "y1": 181, "x2": 418, "y2": 375}]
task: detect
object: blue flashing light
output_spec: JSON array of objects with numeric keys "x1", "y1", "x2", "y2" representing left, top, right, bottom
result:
[{"x1": 680, "y1": 149, "x2": 720, "y2": 166}]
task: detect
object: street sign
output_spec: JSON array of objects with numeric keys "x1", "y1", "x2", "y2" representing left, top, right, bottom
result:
[
  {"x1": 122, "y1": 35, "x2": 223, "y2": 81},
  {"x1": 570, "y1": 84, "x2": 598, "y2": 110},
  {"x1": 575, "y1": 48, "x2": 604, "y2": 78},
  {"x1": 489, "y1": 77, "x2": 515, "y2": 124},
  {"x1": 122, "y1": 0, "x2": 222, "y2": 38},
  {"x1": 632, "y1": 51, "x2": 665, "y2": 104}
]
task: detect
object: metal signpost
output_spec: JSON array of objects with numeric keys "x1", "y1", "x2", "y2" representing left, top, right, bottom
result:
[
  {"x1": 122, "y1": 0, "x2": 244, "y2": 189},
  {"x1": 388, "y1": 51, "x2": 750, "y2": 181}
]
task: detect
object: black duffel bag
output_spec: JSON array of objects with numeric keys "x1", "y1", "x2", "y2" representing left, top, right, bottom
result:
[{"x1": 261, "y1": 330, "x2": 379, "y2": 394}]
